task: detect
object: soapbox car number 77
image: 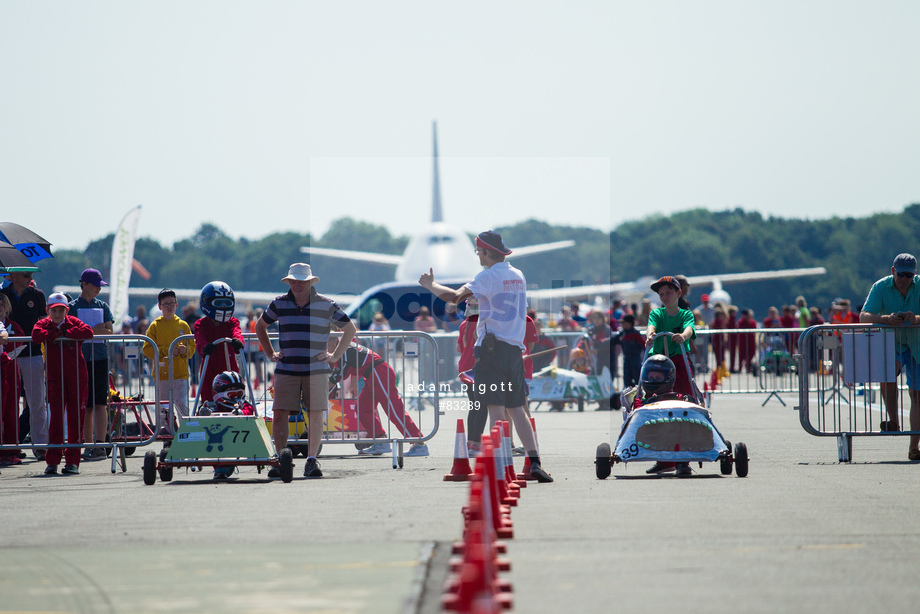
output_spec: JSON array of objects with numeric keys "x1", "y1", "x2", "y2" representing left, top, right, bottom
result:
[{"x1": 594, "y1": 332, "x2": 750, "y2": 478}]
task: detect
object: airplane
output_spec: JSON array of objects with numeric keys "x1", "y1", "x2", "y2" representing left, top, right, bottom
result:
[
  {"x1": 299, "y1": 122, "x2": 575, "y2": 285},
  {"x1": 54, "y1": 123, "x2": 826, "y2": 326}
]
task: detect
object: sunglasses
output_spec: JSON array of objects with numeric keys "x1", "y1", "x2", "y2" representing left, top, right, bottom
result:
[{"x1": 897, "y1": 271, "x2": 915, "y2": 279}]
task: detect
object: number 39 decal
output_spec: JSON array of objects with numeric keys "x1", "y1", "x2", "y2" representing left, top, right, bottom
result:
[{"x1": 619, "y1": 443, "x2": 641, "y2": 459}]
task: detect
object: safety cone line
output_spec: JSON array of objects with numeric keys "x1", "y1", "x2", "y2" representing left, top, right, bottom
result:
[
  {"x1": 443, "y1": 431, "x2": 517, "y2": 612},
  {"x1": 444, "y1": 453, "x2": 512, "y2": 609}
]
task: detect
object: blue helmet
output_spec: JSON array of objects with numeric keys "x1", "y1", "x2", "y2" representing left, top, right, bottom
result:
[{"x1": 200, "y1": 281, "x2": 235, "y2": 322}]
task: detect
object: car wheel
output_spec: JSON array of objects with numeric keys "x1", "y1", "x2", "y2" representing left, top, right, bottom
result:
[
  {"x1": 734, "y1": 442, "x2": 749, "y2": 478},
  {"x1": 595, "y1": 443, "x2": 612, "y2": 479}
]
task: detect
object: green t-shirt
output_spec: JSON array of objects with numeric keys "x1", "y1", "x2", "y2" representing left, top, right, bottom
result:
[{"x1": 647, "y1": 307, "x2": 696, "y2": 357}]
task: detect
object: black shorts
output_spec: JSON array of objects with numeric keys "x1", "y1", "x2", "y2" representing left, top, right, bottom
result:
[
  {"x1": 85, "y1": 359, "x2": 110, "y2": 407},
  {"x1": 474, "y1": 340, "x2": 526, "y2": 408}
]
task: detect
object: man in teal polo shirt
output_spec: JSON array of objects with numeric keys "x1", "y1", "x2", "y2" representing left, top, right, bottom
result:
[{"x1": 860, "y1": 253, "x2": 920, "y2": 460}]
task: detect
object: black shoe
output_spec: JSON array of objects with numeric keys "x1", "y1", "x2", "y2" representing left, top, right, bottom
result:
[
  {"x1": 880, "y1": 421, "x2": 900, "y2": 432},
  {"x1": 304, "y1": 458, "x2": 323, "y2": 478},
  {"x1": 267, "y1": 467, "x2": 282, "y2": 479},
  {"x1": 529, "y1": 462, "x2": 553, "y2": 483},
  {"x1": 213, "y1": 467, "x2": 233, "y2": 480},
  {"x1": 676, "y1": 463, "x2": 692, "y2": 477},
  {"x1": 62, "y1": 464, "x2": 80, "y2": 475},
  {"x1": 44, "y1": 464, "x2": 58, "y2": 475},
  {"x1": 646, "y1": 462, "x2": 676, "y2": 474}
]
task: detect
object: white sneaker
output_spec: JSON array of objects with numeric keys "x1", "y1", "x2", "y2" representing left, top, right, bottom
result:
[
  {"x1": 359, "y1": 442, "x2": 392, "y2": 456},
  {"x1": 404, "y1": 443, "x2": 429, "y2": 457}
]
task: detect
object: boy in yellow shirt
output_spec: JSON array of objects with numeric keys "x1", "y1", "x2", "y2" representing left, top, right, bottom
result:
[{"x1": 143, "y1": 289, "x2": 196, "y2": 428}]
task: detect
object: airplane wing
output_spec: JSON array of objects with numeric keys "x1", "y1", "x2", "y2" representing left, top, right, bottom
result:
[
  {"x1": 299, "y1": 246, "x2": 403, "y2": 266},
  {"x1": 508, "y1": 240, "x2": 577, "y2": 258},
  {"x1": 527, "y1": 281, "x2": 640, "y2": 301},
  {"x1": 526, "y1": 267, "x2": 827, "y2": 304},
  {"x1": 685, "y1": 267, "x2": 827, "y2": 287}
]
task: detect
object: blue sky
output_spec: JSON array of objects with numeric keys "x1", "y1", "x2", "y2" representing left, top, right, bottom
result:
[{"x1": 2, "y1": 1, "x2": 918, "y2": 249}]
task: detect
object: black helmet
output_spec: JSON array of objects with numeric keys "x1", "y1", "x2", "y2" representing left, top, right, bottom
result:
[{"x1": 640, "y1": 354, "x2": 676, "y2": 397}]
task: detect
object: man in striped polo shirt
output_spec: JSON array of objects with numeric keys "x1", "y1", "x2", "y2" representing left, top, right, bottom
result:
[{"x1": 256, "y1": 263, "x2": 357, "y2": 478}]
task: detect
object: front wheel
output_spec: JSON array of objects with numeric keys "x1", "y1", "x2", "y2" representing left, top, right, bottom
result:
[
  {"x1": 734, "y1": 442, "x2": 749, "y2": 478},
  {"x1": 279, "y1": 447, "x2": 294, "y2": 483},
  {"x1": 158, "y1": 448, "x2": 173, "y2": 482},
  {"x1": 143, "y1": 450, "x2": 157, "y2": 485},
  {"x1": 595, "y1": 443, "x2": 612, "y2": 479},
  {"x1": 720, "y1": 440, "x2": 733, "y2": 475}
]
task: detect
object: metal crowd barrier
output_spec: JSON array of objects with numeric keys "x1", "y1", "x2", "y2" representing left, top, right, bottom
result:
[
  {"x1": 0, "y1": 330, "x2": 444, "y2": 472},
  {"x1": 796, "y1": 323, "x2": 920, "y2": 462},
  {"x1": 0, "y1": 334, "x2": 164, "y2": 473},
  {"x1": 170, "y1": 330, "x2": 441, "y2": 469},
  {"x1": 693, "y1": 327, "x2": 806, "y2": 406}
]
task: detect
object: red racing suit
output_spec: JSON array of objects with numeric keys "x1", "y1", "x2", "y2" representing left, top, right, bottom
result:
[
  {"x1": 194, "y1": 317, "x2": 244, "y2": 402},
  {"x1": 338, "y1": 344, "x2": 422, "y2": 439},
  {"x1": 1, "y1": 318, "x2": 24, "y2": 454},
  {"x1": 32, "y1": 315, "x2": 93, "y2": 467}
]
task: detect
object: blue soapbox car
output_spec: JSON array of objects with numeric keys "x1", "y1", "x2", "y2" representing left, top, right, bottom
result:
[{"x1": 595, "y1": 333, "x2": 749, "y2": 479}]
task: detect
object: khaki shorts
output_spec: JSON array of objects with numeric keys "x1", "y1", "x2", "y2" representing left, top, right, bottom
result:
[{"x1": 272, "y1": 372, "x2": 329, "y2": 414}]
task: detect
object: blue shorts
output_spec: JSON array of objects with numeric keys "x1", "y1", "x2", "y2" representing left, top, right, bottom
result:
[{"x1": 896, "y1": 349, "x2": 920, "y2": 390}]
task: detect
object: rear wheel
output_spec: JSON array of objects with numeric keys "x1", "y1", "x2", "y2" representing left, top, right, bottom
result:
[
  {"x1": 143, "y1": 450, "x2": 157, "y2": 485},
  {"x1": 720, "y1": 440, "x2": 733, "y2": 475},
  {"x1": 734, "y1": 442, "x2": 749, "y2": 478},
  {"x1": 279, "y1": 447, "x2": 294, "y2": 483},
  {"x1": 595, "y1": 443, "x2": 612, "y2": 479}
]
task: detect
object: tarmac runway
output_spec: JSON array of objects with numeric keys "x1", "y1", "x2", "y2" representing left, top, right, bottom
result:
[{"x1": 2, "y1": 392, "x2": 919, "y2": 613}]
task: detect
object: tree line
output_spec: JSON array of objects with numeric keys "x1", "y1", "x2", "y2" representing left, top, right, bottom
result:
[{"x1": 31, "y1": 204, "x2": 920, "y2": 319}]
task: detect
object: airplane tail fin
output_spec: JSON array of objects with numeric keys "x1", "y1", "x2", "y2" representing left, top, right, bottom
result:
[{"x1": 432, "y1": 121, "x2": 443, "y2": 223}]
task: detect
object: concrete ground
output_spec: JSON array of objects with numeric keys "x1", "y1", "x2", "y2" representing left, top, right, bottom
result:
[{"x1": 1, "y1": 392, "x2": 919, "y2": 613}]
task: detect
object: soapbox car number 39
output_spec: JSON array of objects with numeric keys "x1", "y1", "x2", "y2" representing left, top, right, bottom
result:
[{"x1": 619, "y1": 444, "x2": 640, "y2": 460}]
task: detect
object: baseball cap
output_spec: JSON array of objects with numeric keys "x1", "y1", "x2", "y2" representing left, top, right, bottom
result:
[
  {"x1": 47, "y1": 292, "x2": 70, "y2": 311},
  {"x1": 701, "y1": 293, "x2": 710, "y2": 302},
  {"x1": 650, "y1": 276, "x2": 681, "y2": 293},
  {"x1": 80, "y1": 268, "x2": 108, "y2": 287},
  {"x1": 475, "y1": 230, "x2": 512, "y2": 256},
  {"x1": 893, "y1": 253, "x2": 917, "y2": 274}
]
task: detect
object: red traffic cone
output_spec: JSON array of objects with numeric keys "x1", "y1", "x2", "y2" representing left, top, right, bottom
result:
[
  {"x1": 491, "y1": 428, "x2": 518, "y2": 506},
  {"x1": 501, "y1": 421, "x2": 527, "y2": 488},
  {"x1": 444, "y1": 419, "x2": 473, "y2": 481}
]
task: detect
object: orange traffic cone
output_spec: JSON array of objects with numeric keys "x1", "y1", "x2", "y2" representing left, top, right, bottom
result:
[
  {"x1": 444, "y1": 419, "x2": 473, "y2": 481},
  {"x1": 491, "y1": 428, "x2": 518, "y2": 506},
  {"x1": 481, "y1": 437, "x2": 514, "y2": 539},
  {"x1": 501, "y1": 421, "x2": 527, "y2": 488}
]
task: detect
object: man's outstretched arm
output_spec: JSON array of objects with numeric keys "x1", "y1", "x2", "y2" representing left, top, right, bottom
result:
[{"x1": 419, "y1": 268, "x2": 473, "y2": 305}]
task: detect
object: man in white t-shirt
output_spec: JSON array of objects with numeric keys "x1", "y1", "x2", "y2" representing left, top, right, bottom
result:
[{"x1": 420, "y1": 230, "x2": 552, "y2": 482}]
